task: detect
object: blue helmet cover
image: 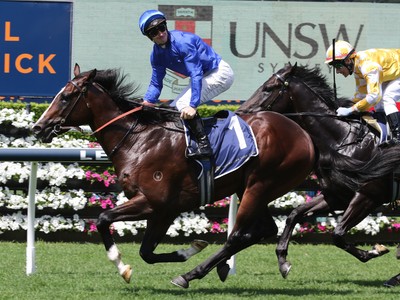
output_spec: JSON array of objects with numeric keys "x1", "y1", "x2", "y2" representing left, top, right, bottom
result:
[{"x1": 139, "y1": 10, "x2": 166, "y2": 35}]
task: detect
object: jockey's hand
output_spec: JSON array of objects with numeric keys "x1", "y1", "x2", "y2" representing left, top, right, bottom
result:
[
  {"x1": 180, "y1": 106, "x2": 197, "y2": 119},
  {"x1": 142, "y1": 100, "x2": 155, "y2": 107},
  {"x1": 336, "y1": 106, "x2": 354, "y2": 116}
]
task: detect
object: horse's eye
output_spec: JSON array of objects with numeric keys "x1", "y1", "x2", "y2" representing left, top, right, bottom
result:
[
  {"x1": 265, "y1": 85, "x2": 273, "y2": 92},
  {"x1": 60, "y1": 93, "x2": 70, "y2": 103}
]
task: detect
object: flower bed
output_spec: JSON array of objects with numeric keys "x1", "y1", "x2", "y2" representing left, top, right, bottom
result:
[{"x1": 0, "y1": 106, "x2": 399, "y2": 243}]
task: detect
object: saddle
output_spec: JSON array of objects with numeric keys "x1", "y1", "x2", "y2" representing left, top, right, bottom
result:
[
  {"x1": 184, "y1": 110, "x2": 259, "y2": 206},
  {"x1": 362, "y1": 111, "x2": 388, "y2": 144}
]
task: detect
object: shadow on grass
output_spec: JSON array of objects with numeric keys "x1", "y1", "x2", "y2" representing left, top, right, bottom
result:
[
  {"x1": 123, "y1": 286, "x2": 352, "y2": 297},
  {"x1": 338, "y1": 278, "x2": 398, "y2": 289}
]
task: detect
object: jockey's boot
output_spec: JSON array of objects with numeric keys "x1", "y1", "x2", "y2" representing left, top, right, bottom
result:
[
  {"x1": 186, "y1": 114, "x2": 213, "y2": 158},
  {"x1": 386, "y1": 112, "x2": 400, "y2": 145}
]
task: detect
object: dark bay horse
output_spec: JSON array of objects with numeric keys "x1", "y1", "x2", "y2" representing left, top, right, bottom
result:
[
  {"x1": 237, "y1": 63, "x2": 400, "y2": 287},
  {"x1": 33, "y1": 64, "x2": 315, "y2": 288}
]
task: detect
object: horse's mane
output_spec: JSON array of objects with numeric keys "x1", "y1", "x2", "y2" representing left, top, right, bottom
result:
[
  {"x1": 92, "y1": 69, "x2": 180, "y2": 124},
  {"x1": 292, "y1": 65, "x2": 353, "y2": 109}
]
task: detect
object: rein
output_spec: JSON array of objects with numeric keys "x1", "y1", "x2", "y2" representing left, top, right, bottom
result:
[
  {"x1": 270, "y1": 72, "x2": 368, "y2": 150},
  {"x1": 59, "y1": 79, "x2": 184, "y2": 157},
  {"x1": 91, "y1": 106, "x2": 143, "y2": 135}
]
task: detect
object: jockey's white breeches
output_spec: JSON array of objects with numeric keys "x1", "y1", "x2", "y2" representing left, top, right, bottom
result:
[
  {"x1": 375, "y1": 77, "x2": 400, "y2": 115},
  {"x1": 171, "y1": 60, "x2": 234, "y2": 111}
]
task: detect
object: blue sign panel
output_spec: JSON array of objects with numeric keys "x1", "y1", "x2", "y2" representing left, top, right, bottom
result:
[{"x1": 0, "y1": 1, "x2": 72, "y2": 98}]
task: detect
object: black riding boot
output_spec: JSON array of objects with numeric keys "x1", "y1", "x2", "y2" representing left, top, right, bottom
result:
[
  {"x1": 386, "y1": 112, "x2": 400, "y2": 145},
  {"x1": 185, "y1": 115, "x2": 213, "y2": 158}
]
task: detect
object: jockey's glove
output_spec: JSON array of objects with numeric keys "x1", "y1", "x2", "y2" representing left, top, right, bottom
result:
[{"x1": 336, "y1": 107, "x2": 354, "y2": 117}]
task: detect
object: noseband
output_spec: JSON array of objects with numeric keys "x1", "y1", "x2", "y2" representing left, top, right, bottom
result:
[{"x1": 51, "y1": 80, "x2": 90, "y2": 136}]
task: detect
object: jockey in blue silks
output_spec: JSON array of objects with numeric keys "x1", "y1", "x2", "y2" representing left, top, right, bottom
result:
[{"x1": 139, "y1": 9, "x2": 234, "y2": 158}]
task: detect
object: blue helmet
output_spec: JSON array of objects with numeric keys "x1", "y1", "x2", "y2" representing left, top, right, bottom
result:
[{"x1": 139, "y1": 10, "x2": 166, "y2": 35}]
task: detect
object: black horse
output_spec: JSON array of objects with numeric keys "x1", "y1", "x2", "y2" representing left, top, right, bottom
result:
[{"x1": 236, "y1": 63, "x2": 400, "y2": 287}]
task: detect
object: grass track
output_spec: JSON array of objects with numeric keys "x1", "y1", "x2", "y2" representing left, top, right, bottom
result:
[{"x1": 0, "y1": 241, "x2": 399, "y2": 299}]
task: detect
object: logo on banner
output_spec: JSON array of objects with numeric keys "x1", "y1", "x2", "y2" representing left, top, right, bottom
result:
[{"x1": 158, "y1": 5, "x2": 213, "y2": 95}]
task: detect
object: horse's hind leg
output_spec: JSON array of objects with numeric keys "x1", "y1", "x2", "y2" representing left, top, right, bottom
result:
[
  {"x1": 383, "y1": 273, "x2": 400, "y2": 287},
  {"x1": 172, "y1": 208, "x2": 278, "y2": 289},
  {"x1": 332, "y1": 192, "x2": 388, "y2": 262},
  {"x1": 276, "y1": 194, "x2": 329, "y2": 278}
]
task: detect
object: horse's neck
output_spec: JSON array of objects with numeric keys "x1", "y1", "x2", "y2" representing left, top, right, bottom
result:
[
  {"x1": 237, "y1": 88, "x2": 264, "y2": 113},
  {"x1": 95, "y1": 119, "x2": 183, "y2": 167},
  {"x1": 290, "y1": 91, "x2": 375, "y2": 151}
]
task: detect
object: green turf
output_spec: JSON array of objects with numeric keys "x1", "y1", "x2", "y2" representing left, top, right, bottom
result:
[{"x1": 0, "y1": 241, "x2": 398, "y2": 299}]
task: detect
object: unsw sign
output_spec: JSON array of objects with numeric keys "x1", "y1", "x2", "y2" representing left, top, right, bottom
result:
[{"x1": 0, "y1": 1, "x2": 72, "y2": 98}]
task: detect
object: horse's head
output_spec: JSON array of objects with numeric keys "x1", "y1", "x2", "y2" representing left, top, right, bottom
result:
[
  {"x1": 33, "y1": 64, "x2": 99, "y2": 142},
  {"x1": 236, "y1": 63, "x2": 297, "y2": 114},
  {"x1": 238, "y1": 62, "x2": 340, "y2": 117}
]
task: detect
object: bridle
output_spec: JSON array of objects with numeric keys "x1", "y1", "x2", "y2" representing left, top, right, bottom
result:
[
  {"x1": 51, "y1": 79, "x2": 90, "y2": 135},
  {"x1": 269, "y1": 72, "x2": 339, "y2": 117},
  {"x1": 52, "y1": 77, "x2": 182, "y2": 157}
]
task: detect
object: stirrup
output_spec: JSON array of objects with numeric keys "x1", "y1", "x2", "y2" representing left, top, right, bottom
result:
[{"x1": 187, "y1": 148, "x2": 212, "y2": 158}]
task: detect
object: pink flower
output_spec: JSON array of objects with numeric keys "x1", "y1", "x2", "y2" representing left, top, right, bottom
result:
[
  {"x1": 89, "y1": 195, "x2": 97, "y2": 204},
  {"x1": 89, "y1": 222, "x2": 97, "y2": 232},
  {"x1": 88, "y1": 142, "x2": 101, "y2": 148},
  {"x1": 317, "y1": 223, "x2": 326, "y2": 232},
  {"x1": 210, "y1": 222, "x2": 222, "y2": 233},
  {"x1": 305, "y1": 194, "x2": 313, "y2": 203}
]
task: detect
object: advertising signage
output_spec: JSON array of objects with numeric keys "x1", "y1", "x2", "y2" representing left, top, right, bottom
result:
[{"x1": 0, "y1": 1, "x2": 72, "y2": 99}]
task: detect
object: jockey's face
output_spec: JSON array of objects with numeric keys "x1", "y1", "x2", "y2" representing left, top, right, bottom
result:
[
  {"x1": 147, "y1": 22, "x2": 168, "y2": 46},
  {"x1": 333, "y1": 58, "x2": 353, "y2": 78},
  {"x1": 152, "y1": 29, "x2": 168, "y2": 46}
]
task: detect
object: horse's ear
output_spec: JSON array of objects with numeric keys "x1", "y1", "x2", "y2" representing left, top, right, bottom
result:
[
  {"x1": 74, "y1": 64, "x2": 80, "y2": 77},
  {"x1": 88, "y1": 69, "x2": 97, "y2": 82},
  {"x1": 292, "y1": 62, "x2": 298, "y2": 73}
]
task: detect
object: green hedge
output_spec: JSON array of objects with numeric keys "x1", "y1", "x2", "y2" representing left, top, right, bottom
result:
[
  {"x1": 0, "y1": 101, "x2": 240, "y2": 122},
  {"x1": 0, "y1": 101, "x2": 240, "y2": 141}
]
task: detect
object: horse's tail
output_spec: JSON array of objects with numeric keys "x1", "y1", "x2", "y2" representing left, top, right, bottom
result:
[{"x1": 328, "y1": 146, "x2": 400, "y2": 191}]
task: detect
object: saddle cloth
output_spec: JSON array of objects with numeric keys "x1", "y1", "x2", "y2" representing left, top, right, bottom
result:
[{"x1": 184, "y1": 110, "x2": 259, "y2": 179}]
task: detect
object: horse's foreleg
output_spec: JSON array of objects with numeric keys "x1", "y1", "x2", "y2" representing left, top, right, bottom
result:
[
  {"x1": 276, "y1": 194, "x2": 329, "y2": 278},
  {"x1": 139, "y1": 216, "x2": 208, "y2": 264},
  {"x1": 332, "y1": 192, "x2": 388, "y2": 262},
  {"x1": 97, "y1": 210, "x2": 132, "y2": 283}
]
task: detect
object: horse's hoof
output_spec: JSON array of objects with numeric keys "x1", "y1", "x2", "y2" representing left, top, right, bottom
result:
[
  {"x1": 279, "y1": 262, "x2": 292, "y2": 279},
  {"x1": 192, "y1": 239, "x2": 209, "y2": 252},
  {"x1": 121, "y1": 265, "x2": 132, "y2": 284},
  {"x1": 171, "y1": 275, "x2": 189, "y2": 289},
  {"x1": 383, "y1": 274, "x2": 400, "y2": 288},
  {"x1": 370, "y1": 244, "x2": 390, "y2": 257},
  {"x1": 217, "y1": 263, "x2": 230, "y2": 282}
]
